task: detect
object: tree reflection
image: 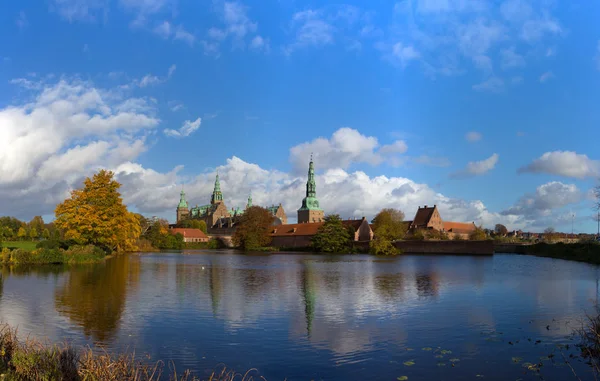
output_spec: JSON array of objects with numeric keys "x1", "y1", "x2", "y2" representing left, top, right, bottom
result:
[
  {"x1": 209, "y1": 262, "x2": 222, "y2": 317},
  {"x1": 54, "y1": 255, "x2": 138, "y2": 343},
  {"x1": 300, "y1": 262, "x2": 316, "y2": 338},
  {"x1": 374, "y1": 273, "x2": 404, "y2": 301}
]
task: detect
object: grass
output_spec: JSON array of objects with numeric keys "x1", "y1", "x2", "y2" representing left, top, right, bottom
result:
[
  {"x1": 2, "y1": 241, "x2": 37, "y2": 252},
  {"x1": 0, "y1": 324, "x2": 265, "y2": 381}
]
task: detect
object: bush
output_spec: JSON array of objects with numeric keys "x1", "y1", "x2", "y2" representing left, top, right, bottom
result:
[
  {"x1": 1, "y1": 247, "x2": 11, "y2": 263},
  {"x1": 33, "y1": 248, "x2": 64, "y2": 264},
  {"x1": 63, "y1": 245, "x2": 106, "y2": 264},
  {"x1": 36, "y1": 240, "x2": 61, "y2": 250},
  {"x1": 11, "y1": 249, "x2": 34, "y2": 264}
]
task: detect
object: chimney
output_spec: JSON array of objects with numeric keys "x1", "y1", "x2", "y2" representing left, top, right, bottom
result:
[{"x1": 424, "y1": 205, "x2": 428, "y2": 208}]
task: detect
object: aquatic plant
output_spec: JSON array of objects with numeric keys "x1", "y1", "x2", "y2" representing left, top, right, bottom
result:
[{"x1": 0, "y1": 324, "x2": 263, "y2": 381}]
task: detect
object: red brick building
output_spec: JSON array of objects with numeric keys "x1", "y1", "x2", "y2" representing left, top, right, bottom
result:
[
  {"x1": 170, "y1": 228, "x2": 209, "y2": 243},
  {"x1": 407, "y1": 205, "x2": 477, "y2": 239}
]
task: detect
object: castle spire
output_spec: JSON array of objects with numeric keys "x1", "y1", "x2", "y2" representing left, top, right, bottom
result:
[
  {"x1": 297, "y1": 155, "x2": 324, "y2": 223},
  {"x1": 247, "y1": 193, "x2": 253, "y2": 209},
  {"x1": 306, "y1": 155, "x2": 316, "y2": 198},
  {"x1": 178, "y1": 187, "x2": 188, "y2": 209},
  {"x1": 211, "y1": 172, "x2": 224, "y2": 204}
]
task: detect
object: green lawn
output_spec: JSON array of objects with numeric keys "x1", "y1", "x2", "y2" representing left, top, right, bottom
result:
[{"x1": 2, "y1": 241, "x2": 37, "y2": 251}]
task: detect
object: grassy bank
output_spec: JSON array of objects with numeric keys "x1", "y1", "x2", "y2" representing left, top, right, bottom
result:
[
  {"x1": 2, "y1": 241, "x2": 37, "y2": 251},
  {"x1": 1, "y1": 245, "x2": 107, "y2": 265},
  {"x1": 524, "y1": 242, "x2": 600, "y2": 265},
  {"x1": 0, "y1": 324, "x2": 258, "y2": 381}
]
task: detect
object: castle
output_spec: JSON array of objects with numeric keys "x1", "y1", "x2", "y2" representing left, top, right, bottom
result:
[{"x1": 175, "y1": 173, "x2": 287, "y2": 228}]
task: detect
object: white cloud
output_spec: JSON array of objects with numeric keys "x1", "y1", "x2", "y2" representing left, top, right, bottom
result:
[
  {"x1": 250, "y1": 36, "x2": 269, "y2": 51},
  {"x1": 451, "y1": 153, "x2": 499, "y2": 178},
  {"x1": 167, "y1": 64, "x2": 176, "y2": 77},
  {"x1": 539, "y1": 71, "x2": 554, "y2": 83},
  {"x1": 133, "y1": 64, "x2": 176, "y2": 87},
  {"x1": 501, "y1": 46, "x2": 525, "y2": 69},
  {"x1": 501, "y1": 182, "x2": 583, "y2": 228},
  {"x1": 164, "y1": 118, "x2": 201, "y2": 138},
  {"x1": 16, "y1": 11, "x2": 28, "y2": 29},
  {"x1": 389, "y1": 0, "x2": 562, "y2": 79},
  {"x1": 119, "y1": 0, "x2": 172, "y2": 15},
  {"x1": 153, "y1": 21, "x2": 195, "y2": 45},
  {"x1": 285, "y1": 5, "x2": 372, "y2": 54},
  {"x1": 379, "y1": 140, "x2": 408, "y2": 154},
  {"x1": 465, "y1": 131, "x2": 482, "y2": 142},
  {"x1": 0, "y1": 77, "x2": 158, "y2": 217},
  {"x1": 392, "y1": 42, "x2": 420, "y2": 67},
  {"x1": 168, "y1": 101, "x2": 185, "y2": 112},
  {"x1": 472, "y1": 77, "x2": 504, "y2": 93},
  {"x1": 518, "y1": 151, "x2": 600, "y2": 179},
  {"x1": 51, "y1": 0, "x2": 108, "y2": 22}
]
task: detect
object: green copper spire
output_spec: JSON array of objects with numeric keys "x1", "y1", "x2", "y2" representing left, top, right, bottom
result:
[
  {"x1": 298, "y1": 154, "x2": 322, "y2": 211},
  {"x1": 211, "y1": 172, "x2": 224, "y2": 204},
  {"x1": 178, "y1": 187, "x2": 188, "y2": 209},
  {"x1": 247, "y1": 193, "x2": 253, "y2": 208}
]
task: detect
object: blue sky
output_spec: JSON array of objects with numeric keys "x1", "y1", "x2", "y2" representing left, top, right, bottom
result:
[{"x1": 1, "y1": 0, "x2": 599, "y2": 232}]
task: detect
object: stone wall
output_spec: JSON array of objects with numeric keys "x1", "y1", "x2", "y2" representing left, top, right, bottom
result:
[
  {"x1": 493, "y1": 243, "x2": 531, "y2": 254},
  {"x1": 394, "y1": 240, "x2": 494, "y2": 255}
]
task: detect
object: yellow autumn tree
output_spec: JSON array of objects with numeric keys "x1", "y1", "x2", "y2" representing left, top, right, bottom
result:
[{"x1": 55, "y1": 170, "x2": 141, "y2": 253}]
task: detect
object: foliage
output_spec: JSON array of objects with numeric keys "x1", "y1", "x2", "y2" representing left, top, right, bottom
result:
[
  {"x1": 54, "y1": 170, "x2": 141, "y2": 253},
  {"x1": 52, "y1": 229, "x2": 61, "y2": 241},
  {"x1": 232, "y1": 206, "x2": 273, "y2": 251},
  {"x1": 2, "y1": 241, "x2": 38, "y2": 251},
  {"x1": 179, "y1": 219, "x2": 208, "y2": 233},
  {"x1": 62, "y1": 245, "x2": 107, "y2": 263},
  {"x1": 370, "y1": 208, "x2": 407, "y2": 255},
  {"x1": 543, "y1": 227, "x2": 558, "y2": 243},
  {"x1": 408, "y1": 229, "x2": 426, "y2": 241},
  {"x1": 36, "y1": 240, "x2": 61, "y2": 250},
  {"x1": 141, "y1": 220, "x2": 184, "y2": 250},
  {"x1": 427, "y1": 229, "x2": 450, "y2": 240},
  {"x1": 494, "y1": 224, "x2": 508, "y2": 236},
  {"x1": 525, "y1": 241, "x2": 600, "y2": 265},
  {"x1": 29, "y1": 227, "x2": 38, "y2": 241},
  {"x1": 0, "y1": 323, "x2": 253, "y2": 381},
  {"x1": 469, "y1": 226, "x2": 488, "y2": 240},
  {"x1": 43, "y1": 228, "x2": 50, "y2": 240},
  {"x1": 452, "y1": 233, "x2": 464, "y2": 241},
  {"x1": 17, "y1": 227, "x2": 27, "y2": 241},
  {"x1": 312, "y1": 214, "x2": 352, "y2": 253}
]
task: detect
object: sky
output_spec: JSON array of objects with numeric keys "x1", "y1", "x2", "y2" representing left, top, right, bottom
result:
[{"x1": 1, "y1": 0, "x2": 600, "y2": 232}]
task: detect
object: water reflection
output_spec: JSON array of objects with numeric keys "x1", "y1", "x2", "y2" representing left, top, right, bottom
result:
[
  {"x1": 0, "y1": 252, "x2": 599, "y2": 380},
  {"x1": 54, "y1": 255, "x2": 139, "y2": 343}
]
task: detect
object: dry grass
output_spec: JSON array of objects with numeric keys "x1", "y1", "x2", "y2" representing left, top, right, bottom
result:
[{"x1": 0, "y1": 324, "x2": 266, "y2": 381}]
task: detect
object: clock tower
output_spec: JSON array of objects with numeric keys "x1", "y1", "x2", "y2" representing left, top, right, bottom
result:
[{"x1": 297, "y1": 155, "x2": 324, "y2": 223}]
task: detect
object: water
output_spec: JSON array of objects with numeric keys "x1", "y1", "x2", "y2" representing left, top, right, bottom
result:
[{"x1": 1, "y1": 251, "x2": 599, "y2": 380}]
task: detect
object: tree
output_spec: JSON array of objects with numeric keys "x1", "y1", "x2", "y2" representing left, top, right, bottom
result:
[
  {"x1": 17, "y1": 227, "x2": 27, "y2": 241},
  {"x1": 53, "y1": 229, "x2": 61, "y2": 241},
  {"x1": 54, "y1": 170, "x2": 141, "y2": 252},
  {"x1": 312, "y1": 214, "x2": 352, "y2": 253},
  {"x1": 29, "y1": 227, "x2": 38, "y2": 241},
  {"x1": 469, "y1": 226, "x2": 488, "y2": 240},
  {"x1": 180, "y1": 219, "x2": 207, "y2": 233},
  {"x1": 232, "y1": 206, "x2": 273, "y2": 250},
  {"x1": 29, "y1": 216, "x2": 45, "y2": 236},
  {"x1": 494, "y1": 224, "x2": 508, "y2": 236},
  {"x1": 544, "y1": 227, "x2": 557, "y2": 243},
  {"x1": 43, "y1": 228, "x2": 50, "y2": 240},
  {"x1": 370, "y1": 208, "x2": 407, "y2": 255}
]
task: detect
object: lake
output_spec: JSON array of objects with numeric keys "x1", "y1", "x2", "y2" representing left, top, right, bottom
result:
[{"x1": 1, "y1": 251, "x2": 599, "y2": 380}]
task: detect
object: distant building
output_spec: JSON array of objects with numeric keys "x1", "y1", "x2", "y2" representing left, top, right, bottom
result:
[
  {"x1": 297, "y1": 156, "x2": 325, "y2": 224},
  {"x1": 170, "y1": 228, "x2": 209, "y2": 243},
  {"x1": 175, "y1": 174, "x2": 287, "y2": 228},
  {"x1": 271, "y1": 217, "x2": 373, "y2": 248},
  {"x1": 407, "y1": 205, "x2": 477, "y2": 239}
]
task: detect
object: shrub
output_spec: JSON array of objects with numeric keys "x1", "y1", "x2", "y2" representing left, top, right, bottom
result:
[
  {"x1": 36, "y1": 240, "x2": 61, "y2": 250},
  {"x1": 11, "y1": 249, "x2": 34, "y2": 264},
  {"x1": 63, "y1": 245, "x2": 106, "y2": 264},
  {"x1": 1, "y1": 247, "x2": 11, "y2": 263},
  {"x1": 33, "y1": 248, "x2": 64, "y2": 264}
]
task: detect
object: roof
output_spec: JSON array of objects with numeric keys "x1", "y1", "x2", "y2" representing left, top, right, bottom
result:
[
  {"x1": 271, "y1": 223, "x2": 322, "y2": 237},
  {"x1": 412, "y1": 206, "x2": 436, "y2": 227},
  {"x1": 443, "y1": 221, "x2": 476, "y2": 232},
  {"x1": 170, "y1": 228, "x2": 208, "y2": 239},
  {"x1": 270, "y1": 218, "x2": 370, "y2": 237}
]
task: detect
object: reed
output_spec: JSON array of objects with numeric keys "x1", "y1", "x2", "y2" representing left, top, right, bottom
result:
[{"x1": 0, "y1": 324, "x2": 265, "y2": 381}]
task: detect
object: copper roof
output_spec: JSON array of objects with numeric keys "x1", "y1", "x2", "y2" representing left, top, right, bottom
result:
[{"x1": 170, "y1": 228, "x2": 209, "y2": 239}]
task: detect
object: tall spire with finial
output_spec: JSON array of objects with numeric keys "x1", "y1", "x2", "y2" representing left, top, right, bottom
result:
[
  {"x1": 178, "y1": 185, "x2": 188, "y2": 208},
  {"x1": 247, "y1": 193, "x2": 253, "y2": 209},
  {"x1": 211, "y1": 172, "x2": 224, "y2": 204},
  {"x1": 297, "y1": 154, "x2": 324, "y2": 223}
]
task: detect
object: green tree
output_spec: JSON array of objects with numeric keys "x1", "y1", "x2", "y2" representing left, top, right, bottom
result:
[
  {"x1": 17, "y1": 226, "x2": 27, "y2": 241},
  {"x1": 312, "y1": 214, "x2": 352, "y2": 253},
  {"x1": 370, "y1": 208, "x2": 407, "y2": 255},
  {"x1": 469, "y1": 226, "x2": 488, "y2": 240},
  {"x1": 232, "y1": 206, "x2": 273, "y2": 250},
  {"x1": 53, "y1": 229, "x2": 61, "y2": 241},
  {"x1": 29, "y1": 216, "x2": 45, "y2": 236},
  {"x1": 29, "y1": 227, "x2": 38, "y2": 241},
  {"x1": 494, "y1": 224, "x2": 508, "y2": 236},
  {"x1": 180, "y1": 219, "x2": 208, "y2": 233},
  {"x1": 43, "y1": 228, "x2": 50, "y2": 240},
  {"x1": 55, "y1": 170, "x2": 141, "y2": 252}
]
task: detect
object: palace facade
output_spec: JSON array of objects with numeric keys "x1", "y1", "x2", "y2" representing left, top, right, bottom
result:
[{"x1": 175, "y1": 173, "x2": 287, "y2": 228}]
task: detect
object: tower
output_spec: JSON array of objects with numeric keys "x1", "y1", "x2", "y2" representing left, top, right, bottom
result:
[
  {"x1": 246, "y1": 193, "x2": 253, "y2": 209},
  {"x1": 297, "y1": 155, "x2": 324, "y2": 223},
  {"x1": 210, "y1": 172, "x2": 224, "y2": 205},
  {"x1": 176, "y1": 188, "x2": 189, "y2": 223}
]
